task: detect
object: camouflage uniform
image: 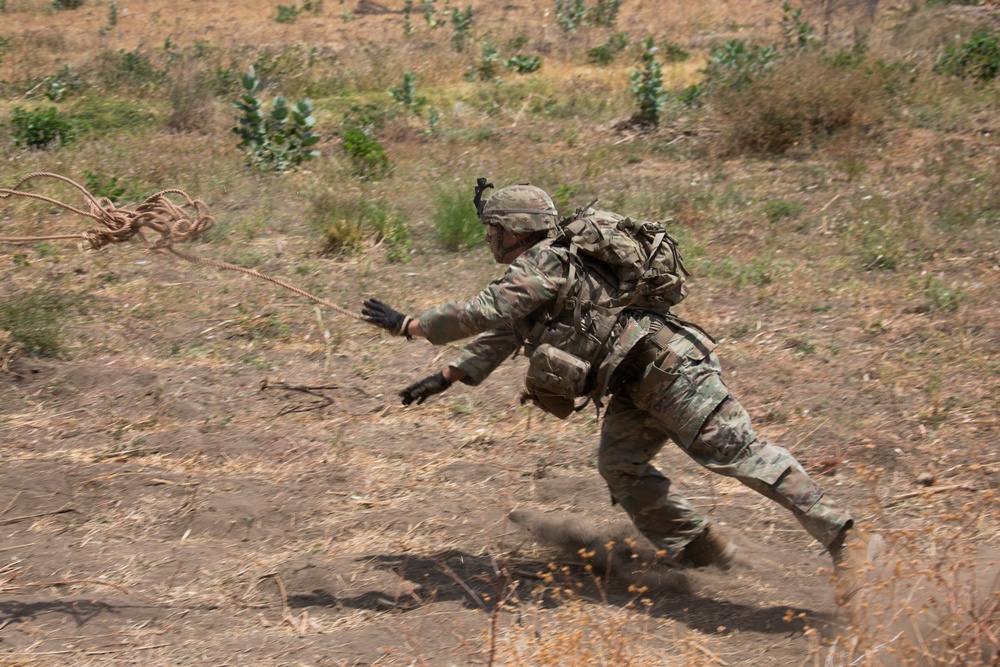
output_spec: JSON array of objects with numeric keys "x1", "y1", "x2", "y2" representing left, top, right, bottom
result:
[{"x1": 418, "y1": 238, "x2": 852, "y2": 557}]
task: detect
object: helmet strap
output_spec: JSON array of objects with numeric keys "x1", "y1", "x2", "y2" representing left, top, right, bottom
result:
[{"x1": 491, "y1": 228, "x2": 545, "y2": 263}]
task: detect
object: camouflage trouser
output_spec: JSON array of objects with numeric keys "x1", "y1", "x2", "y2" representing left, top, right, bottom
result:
[{"x1": 598, "y1": 332, "x2": 852, "y2": 557}]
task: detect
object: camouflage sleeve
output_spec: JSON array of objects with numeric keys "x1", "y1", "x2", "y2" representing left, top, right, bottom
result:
[
  {"x1": 418, "y1": 244, "x2": 567, "y2": 345},
  {"x1": 448, "y1": 328, "x2": 519, "y2": 386}
]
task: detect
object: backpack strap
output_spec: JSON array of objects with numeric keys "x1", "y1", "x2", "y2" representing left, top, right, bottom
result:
[{"x1": 644, "y1": 230, "x2": 666, "y2": 271}]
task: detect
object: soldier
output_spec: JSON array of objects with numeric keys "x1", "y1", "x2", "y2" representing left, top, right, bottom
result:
[{"x1": 362, "y1": 182, "x2": 877, "y2": 598}]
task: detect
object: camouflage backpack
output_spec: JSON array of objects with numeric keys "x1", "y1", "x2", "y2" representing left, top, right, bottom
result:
[
  {"x1": 520, "y1": 206, "x2": 690, "y2": 418},
  {"x1": 555, "y1": 206, "x2": 689, "y2": 313}
]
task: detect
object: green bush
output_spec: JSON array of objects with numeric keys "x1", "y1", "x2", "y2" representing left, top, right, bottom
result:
[
  {"x1": 0, "y1": 288, "x2": 72, "y2": 358},
  {"x1": 389, "y1": 71, "x2": 427, "y2": 114},
  {"x1": 275, "y1": 4, "x2": 299, "y2": 23},
  {"x1": 232, "y1": 67, "x2": 320, "y2": 172},
  {"x1": 703, "y1": 39, "x2": 779, "y2": 91},
  {"x1": 340, "y1": 104, "x2": 390, "y2": 178},
  {"x1": 587, "y1": 32, "x2": 628, "y2": 66},
  {"x1": 505, "y1": 54, "x2": 542, "y2": 74},
  {"x1": 51, "y1": 0, "x2": 84, "y2": 9},
  {"x1": 661, "y1": 40, "x2": 690, "y2": 63},
  {"x1": 554, "y1": 0, "x2": 586, "y2": 32},
  {"x1": 95, "y1": 48, "x2": 162, "y2": 89},
  {"x1": 935, "y1": 29, "x2": 1000, "y2": 82},
  {"x1": 29, "y1": 65, "x2": 83, "y2": 102},
  {"x1": 310, "y1": 193, "x2": 410, "y2": 262},
  {"x1": 630, "y1": 37, "x2": 667, "y2": 126},
  {"x1": 10, "y1": 107, "x2": 73, "y2": 148},
  {"x1": 451, "y1": 6, "x2": 473, "y2": 52},
  {"x1": 590, "y1": 0, "x2": 622, "y2": 27},
  {"x1": 780, "y1": 1, "x2": 817, "y2": 51},
  {"x1": 555, "y1": 0, "x2": 621, "y2": 32},
  {"x1": 84, "y1": 171, "x2": 127, "y2": 202},
  {"x1": 433, "y1": 187, "x2": 483, "y2": 251},
  {"x1": 465, "y1": 43, "x2": 502, "y2": 82},
  {"x1": 422, "y1": 0, "x2": 443, "y2": 28}
]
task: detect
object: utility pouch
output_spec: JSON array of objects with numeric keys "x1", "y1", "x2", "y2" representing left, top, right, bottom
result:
[{"x1": 524, "y1": 344, "x2": 591, "y2": 419}]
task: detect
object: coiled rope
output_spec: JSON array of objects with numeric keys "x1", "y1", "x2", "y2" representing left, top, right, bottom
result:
[{"x1": 0, "y1": 172, "x2": 363, "y2": 321}]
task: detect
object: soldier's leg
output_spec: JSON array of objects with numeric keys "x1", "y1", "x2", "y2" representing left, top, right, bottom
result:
[
  {"x1": 598, "y1": 391, "x2": 708, "y2": 555},
  {"x1": 685, "y1": 394, "x2": 852, "y2": 549}
]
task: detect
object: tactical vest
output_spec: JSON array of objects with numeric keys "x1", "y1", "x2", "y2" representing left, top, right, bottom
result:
[{"x1": 520, "y1": 208, "x2": 689, "y2": 418}]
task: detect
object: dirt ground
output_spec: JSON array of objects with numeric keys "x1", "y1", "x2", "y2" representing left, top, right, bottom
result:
[
  {"x1": 0, "y1": 230, "x2": 996, "y2": 666},
  {"x1": 0, "y1": 326, "x2": 849, "y2": 666}
]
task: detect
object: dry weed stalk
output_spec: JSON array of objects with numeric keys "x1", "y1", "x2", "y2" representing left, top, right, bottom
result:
[{"x1": 823, "y1": 496, "x2": 999, "y2": 666}]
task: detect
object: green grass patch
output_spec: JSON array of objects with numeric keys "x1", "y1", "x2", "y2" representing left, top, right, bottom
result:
[
  {"x1": 432, "y1": 186, "x2": 483, "y2": 251},
  {"x1": 310, "y1": 192, "x2": 411, "y2": 262},
  {"x1": 0, "y1": 287, "x2": 74, "y2": 357}
]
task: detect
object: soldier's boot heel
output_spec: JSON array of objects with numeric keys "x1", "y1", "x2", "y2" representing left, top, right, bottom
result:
[
  {"x1": 679, "y1": 523, "x2": 738, "y2": 570},
  {"x1": 828, "y1": 522, "x2": 885, "y2": 605}
]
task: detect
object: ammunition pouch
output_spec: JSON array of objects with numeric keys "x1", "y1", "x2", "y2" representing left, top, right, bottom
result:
[{"x1": 523, "y1": 344, "x2": 592, "y2": 419}]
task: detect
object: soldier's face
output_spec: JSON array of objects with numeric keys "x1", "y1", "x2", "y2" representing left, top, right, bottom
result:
[{"x1": 486, "y1": 223, "x2": 506, "y2": 263}]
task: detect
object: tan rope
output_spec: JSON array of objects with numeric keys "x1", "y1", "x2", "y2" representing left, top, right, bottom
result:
[{"x1": 0, "y1": 172, "x2": 363, "y2": 321}]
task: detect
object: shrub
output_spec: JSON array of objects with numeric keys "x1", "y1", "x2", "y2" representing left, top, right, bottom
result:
[
  {"x1": 703, "y1": 39, "x2": 779, "y2": 91},
  {"x1": 505, "y1": 54, "x2": 542, "y2": 74},
  {"x1": 587, "y1": 32, "x2": 628, "y2": 66},
  {"x1": 554, "y1": 0, "x2": 586, "y2": 32},
  {"x1": 555, "y1": 0, "x2": 621, "y2": 32},
  {"x1": 451, "y1": 6, "x2": 474, "y2": 52},
  {"x1": 465, "y1": 43, "x2": 502, "y2": 82},
  {"x1": 95, "y1": 48, "x2": 162, "y2": 89},
  {"x1": 402, "y1": 0, "x2": 413, "y2": 36},
  {"x1": 780, "y1": 1, "x2": 817, "y2": 51},
  {"x1": 630, "y1": 37, "x2": 667, "y2": 126},
  {"x1": 389, "y1": 71, "x2": 427, "y2": 114},
  {"x1": 10, "y1": 107, "x2": 73, "y2": 149},
  {"x1": 232, "y1": 67, "x2": 320, "y2": 171},
  {"x1": 26, "y1": 65, "x2": 83, "y2": 103},
  {"x1": 51, "y1": 0, "x2": 84, "y2": 9},
  {"x1": 422, "y1": 0, "x2": 443, "y2": 28},
  {"x1": 661, "y1": 40, "x2": 690, "y2": 63},
  {"x1": 433, "y1": 187, "x2": 483, "y2": 251},
  {"x1": 0, "y1": 287, "x2": 72, "y2": 358},
  {"x1": 275, "y1": 4, "x2": 299, "y2": 23},
  {"x1": 713, "y1": 52, "x2": 888, "y2": 154},
  {"x1": 340, "y1": 104, "x2": 390, "y2": 178},
  {"x1": 84, "y1": 171, "x2": 127, "y2": 202},
  {"x1": 935, "y1": 29, "x2": 1000, "y2": 82},
  {"x1": 310, "y1": 193, "x2": 410, "y2": 262},
  {"x1": 590, "y1": 0, "x2": 622, "y2": 27}
]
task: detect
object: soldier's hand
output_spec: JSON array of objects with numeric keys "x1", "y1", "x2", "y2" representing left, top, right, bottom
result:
[
  {"x1": 362, "y1": 298, "x2": 413, "y2": 339},
  {"x1": 399, "y1": 372, "x2": 452, "y2": 406}
]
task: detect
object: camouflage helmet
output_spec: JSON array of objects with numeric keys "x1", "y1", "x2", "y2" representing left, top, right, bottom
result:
[{"x1": 481, "y1": 184, "x2": 559, "y2": 234}]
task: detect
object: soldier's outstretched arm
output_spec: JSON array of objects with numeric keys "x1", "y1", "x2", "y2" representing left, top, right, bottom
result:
[{"x1": 397, "y1": 329, "x2": 516, "y2": 406}]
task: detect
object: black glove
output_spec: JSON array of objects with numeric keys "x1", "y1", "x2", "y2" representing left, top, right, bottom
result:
[
  {"x1": 399, "y1": 372, "x2": 452, "y2": 406},
  {"x1": 362, "y1": 298, "x2": 413, "y2": 339}
]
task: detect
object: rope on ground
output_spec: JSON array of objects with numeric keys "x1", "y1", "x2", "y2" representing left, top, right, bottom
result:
[{"x1": 0, "y1": 172, "x2": 363, "y2": 321}]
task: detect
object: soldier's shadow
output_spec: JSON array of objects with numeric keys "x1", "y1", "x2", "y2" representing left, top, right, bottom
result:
[{"x1": 287, "y1": 549, "x2": 836, "y2": 637}]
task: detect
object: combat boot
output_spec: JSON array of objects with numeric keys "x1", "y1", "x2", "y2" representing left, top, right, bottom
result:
[
  {"x1": 678, "y1": 523, "x2": 738, "y2": 569},
  {"x1": 828, "y1": 522, "x2": 885, "y2": 605}
]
